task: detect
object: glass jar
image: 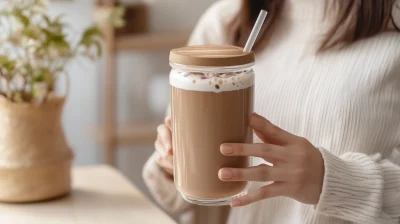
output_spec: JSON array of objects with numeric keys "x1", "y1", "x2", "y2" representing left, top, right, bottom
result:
[{"x1": 169, "y1": 45, "x2": 255, "y2": 206}]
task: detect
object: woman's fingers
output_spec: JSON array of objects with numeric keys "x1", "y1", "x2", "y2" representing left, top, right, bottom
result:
[
  {"x1": 156, "y1": 154, "x2": 174, "y2": 175},
  {"x1": 218, "y1": 164, "x2": 292, "y2": 182},
  {"x1": 155, "y1": 135, "x2": 168, "y2": 157},
  {"x1": 156, "y1": 154, "x2": 173, "y2": 169},
  {"x1": 164, "y1": 116, "x2": 171, "y2": 129},
  {"x1": 230, "y1": 182, "x2": 287, "y2": 207},
  {"x1": 157, "y1": 124, "x2": 172, "y2": 154},
  {"x1": 250, "y1": 113, "x2": 297, "y2": 145},
  {"x1": 254, "y1": 130, "x2": 269, "y2": 144},
  {"x1": 220, "y1": 143, "x2": 287, "y2": 161},
  {"x1": 155, "y1": 117, "x2": 174, "y2": 176}
]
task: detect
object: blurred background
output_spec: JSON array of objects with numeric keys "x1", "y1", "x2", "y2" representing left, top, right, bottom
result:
[{"x1": 45, "y1": 0, "x2": 215, "y2": 199}]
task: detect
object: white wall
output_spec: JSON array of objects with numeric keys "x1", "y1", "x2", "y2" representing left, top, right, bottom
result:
[
  {"x1": 47, "y1": 0, "x2": 216, "y2": 198},
  {"x1": 49, "y1": 0, "x2": 100, "y2": 165}
]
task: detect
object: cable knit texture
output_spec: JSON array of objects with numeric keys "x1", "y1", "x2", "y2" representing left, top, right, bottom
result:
[{"x1": 143, "y1": 0, "x2": 400, "y2": 223}]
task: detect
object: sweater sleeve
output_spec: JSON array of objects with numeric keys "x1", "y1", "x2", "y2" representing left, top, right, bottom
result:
[
  {"x1": 142, "y1": 152, "x2": 193, "y2": 214},
  {"x1": 315, "y1": 147, "x2": 400, "y2": 224}
]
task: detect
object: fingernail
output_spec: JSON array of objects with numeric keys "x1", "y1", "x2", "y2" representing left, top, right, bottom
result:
[
  {"x1": 251, "y1": 112, "x2": 267, "y2": 122},
  {"x1": 220, "y1": 145, "x2": 233, "y2": 155},
  {"x1": 219, "y1": 169, "x2": 233, "y2": 180},
  {"x1": 248, "y1": 113, "x2": 255, "y2": 122},
  {"x1": 231, "y1": 200, "x2": 241, "y2": 207},
  {"x1": 249, "y1": 115, "x2": 259, "y2": 126},
  {"x1": 167, "y1": 147, "x2": 173, "y2": 155}
]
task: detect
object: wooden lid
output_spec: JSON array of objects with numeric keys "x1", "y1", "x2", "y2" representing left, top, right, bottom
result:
[{"x1": 169, "y1": 45, "x2": 255, "y2": 67}]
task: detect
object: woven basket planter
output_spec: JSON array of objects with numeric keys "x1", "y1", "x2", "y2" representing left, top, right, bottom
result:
[{"x1": 0, "y1": 95, "x2": 73, "y2": 203}]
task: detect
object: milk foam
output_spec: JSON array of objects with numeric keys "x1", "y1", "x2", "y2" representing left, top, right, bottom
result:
[{"x1": 169, "y1": 69, "x2": 254, "y2": 93}]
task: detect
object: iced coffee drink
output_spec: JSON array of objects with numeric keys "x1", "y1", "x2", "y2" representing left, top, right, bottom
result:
[{"x1": 169, "y1": 45, "x2": 255, "y2": 206}]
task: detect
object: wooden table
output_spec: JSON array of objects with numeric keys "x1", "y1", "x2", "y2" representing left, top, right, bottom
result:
[{"x1": 0, "y1": 165, "x2": 176, "y2": 224}]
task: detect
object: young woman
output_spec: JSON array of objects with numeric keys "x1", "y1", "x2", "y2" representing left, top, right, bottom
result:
[{"x1": 143, "y1": 0, "x2": 400, "y2": 223}]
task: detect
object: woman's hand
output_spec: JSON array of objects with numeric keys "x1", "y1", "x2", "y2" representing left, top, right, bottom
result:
[
  {"x1": 219, "y1": 113, "x2": 324, "y2": 207},
  {"x1": 155, "y1": 116, "x2": 174, "y2": 177}
]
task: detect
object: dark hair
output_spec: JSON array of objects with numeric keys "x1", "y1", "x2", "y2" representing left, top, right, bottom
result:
[{"x1": 230, "y1": 0, "x2": 400, "y2": 52}]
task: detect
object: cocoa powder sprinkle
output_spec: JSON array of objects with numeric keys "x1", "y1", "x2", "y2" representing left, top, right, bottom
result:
[{"x1": 215, "y1": 84, "x2": 220, "y2": 89}]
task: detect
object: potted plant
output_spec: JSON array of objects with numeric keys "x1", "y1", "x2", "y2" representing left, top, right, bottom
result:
[{"x1": 0, "y1": 0, "x2": 121, "y2": 202}]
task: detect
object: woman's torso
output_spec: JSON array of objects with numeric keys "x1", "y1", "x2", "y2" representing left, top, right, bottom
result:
[
  {"x1": 185, "y1": 0, "x2": 400, "y2": 223},
  {"x1": 227, "y1": 19, "x2": 400, "y2": 224}
]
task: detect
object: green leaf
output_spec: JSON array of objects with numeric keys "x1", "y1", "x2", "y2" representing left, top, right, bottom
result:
[
  {"x1": 0, "y1": 55, "x2": 16, "y2": 72},
  {"x1": 13, "y1": 8, "x2": 29, "y2": 27},
  {"x1": 33, "y1": 68, "x2": 49, "y2": 82},
  {"x1": 80, "y1": 26, "x2": 103, "y2": 44},
  {"x1": 79, "y1": 26, "x2": 104, "y2": 58},
  {"x1": 33, "y1": 74, "x2": 44, "y2": 82},
  {"x1": 53, "y1": 34, "x2": 66, "y2": 42},
  {"x1": 46, "y1": 30, "x2": 67, "y2": 44},
  {"x1": 54, "y1": 14, "x2": 65, "y2": 24},
  {"x1": 22, "y1": 26, "x2": 40, "y2": 39},
  {"x1": 93, "y1": 40, "x2": 102, "y2": 57},
  {"x1": 42, "y1": 14, "x2": 51, "y2": 25},
  {"x1": 40, "y1": 26, "x2": 72, "y2": 57},
  {"x1": 40, "y1": 27, "x2": 52, "y2": 37},
  {"x1": 0, "y1": 55, "x2": 9, "y2": 65},
  {"x1": 43, "y1": 14, "x2": 65, "y2": 27}
]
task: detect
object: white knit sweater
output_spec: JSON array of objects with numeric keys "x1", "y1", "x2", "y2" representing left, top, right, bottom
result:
[{"x1": 143, "y1": 0, "x2": 400, "y2": 223}]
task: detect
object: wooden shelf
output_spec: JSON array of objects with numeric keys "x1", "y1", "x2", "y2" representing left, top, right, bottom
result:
[
  {"x1": 91, "y1": 122, "x2": 159, "y2": 146},
  {"x1": 115, "y1": 31, "x2": 191, "y2": 51},
  {"x1": 98, "y1": 1, "x2": 191, "y2": 165}
]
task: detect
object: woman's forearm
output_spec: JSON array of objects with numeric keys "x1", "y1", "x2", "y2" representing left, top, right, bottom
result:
[{"x1": 315, "y1": 147, "x2": 400, "y2": 224}]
